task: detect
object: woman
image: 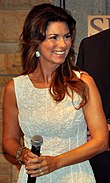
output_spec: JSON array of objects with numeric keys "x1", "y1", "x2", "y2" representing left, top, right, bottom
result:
[{"x1": 2, "y1": 3, "x2": 108, "y2": 183}]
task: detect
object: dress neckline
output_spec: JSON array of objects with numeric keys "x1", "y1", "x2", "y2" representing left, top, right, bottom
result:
[
  {"x1": 26, "y1": 75, "x2": 49, "y2": 90},
  {"x1": 26, "y1": 70, "x2": 81, "y2": 90}
]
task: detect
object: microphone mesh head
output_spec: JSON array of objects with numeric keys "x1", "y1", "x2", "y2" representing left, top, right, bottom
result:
[{"x1": 31, "y1": 135, "x2": 43, "y2": 147}]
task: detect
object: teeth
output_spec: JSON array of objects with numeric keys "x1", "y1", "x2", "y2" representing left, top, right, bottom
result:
[{"x1": 54, "y1": 51, "x2": 65, "y2": 55}]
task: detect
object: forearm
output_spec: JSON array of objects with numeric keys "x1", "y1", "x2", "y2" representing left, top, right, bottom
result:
[
  {"x1": 2, "y1": 137, "x2": 31, "y2": 165},
  {"x1": 2, "y1": 138, "x2": 23, "y2": 158},
  {"x1": 56, "y1": 139, "x2": 108, "y2": 169}
]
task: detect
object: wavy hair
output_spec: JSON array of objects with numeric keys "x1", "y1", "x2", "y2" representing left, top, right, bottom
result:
[{"x1": 20, "y1": 3, "x2": 88, "y2": 108}]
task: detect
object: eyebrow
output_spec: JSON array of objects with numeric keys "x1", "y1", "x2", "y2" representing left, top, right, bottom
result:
[{"x1": 47, "y1": 32, "x2": 71, "y2": 36}]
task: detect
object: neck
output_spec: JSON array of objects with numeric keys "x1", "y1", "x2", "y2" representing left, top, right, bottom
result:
[{"x1": 33, "y1": 60, "x2": 58, "y2": 84}]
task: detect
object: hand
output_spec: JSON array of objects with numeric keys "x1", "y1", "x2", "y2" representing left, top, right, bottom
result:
[
  {"x1": 20, "y1": 148, "x2": 31, "y2": 164},
  {"x1": 25, "y1": 152, "x2": 58, "y2": 177},
  {"x1": 107, "y1": 124, "x2": 110, "y2": 131}
]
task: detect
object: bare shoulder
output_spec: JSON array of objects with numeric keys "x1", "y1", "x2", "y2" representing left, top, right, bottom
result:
[
  {"x1": 80, "y1": 72, "x2": 101, "y2": 105},
  {"x1": 80, "y1": 72, "x2": 96, "y2": 88},
  {"x1": 5, "y1": 79, "x2": 14, "y2": 91},
  {"x1": 4, "y1": 79, "x2": 15, "y2": 100}
]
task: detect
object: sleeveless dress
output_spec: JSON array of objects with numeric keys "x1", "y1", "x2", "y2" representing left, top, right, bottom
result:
[{"x1": 13, "y1": 73, "x2": 96, "y2": 183}]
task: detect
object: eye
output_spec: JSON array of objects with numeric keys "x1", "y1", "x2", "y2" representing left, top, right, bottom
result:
[
  {"x1": 65, "y1": 34, "x2": 72, "y2": 40},
  {"x1": 49, "y1": 35, "x2": 58, "y2": 40}
]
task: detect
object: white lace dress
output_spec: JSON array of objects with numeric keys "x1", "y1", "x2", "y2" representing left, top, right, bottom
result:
[{"x1": 13, "y1": 74, "x2": 96, "y2": 183}]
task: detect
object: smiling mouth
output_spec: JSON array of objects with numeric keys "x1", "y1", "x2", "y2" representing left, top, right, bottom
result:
[{"x1": 53, "y1": 51, "x2": 65, "y2": 55}]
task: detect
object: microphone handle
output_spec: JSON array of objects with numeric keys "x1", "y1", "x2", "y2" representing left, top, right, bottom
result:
[
  {"x1": 31, "y1": 145, "x2": 41, "y2": 156},
  {"x1": 27, "y1": 145, "x2": 41, "y2": 183}
]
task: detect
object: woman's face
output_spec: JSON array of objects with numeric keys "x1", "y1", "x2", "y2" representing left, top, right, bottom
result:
[{"x1": 38, "y1": 21, "x2": 72, "y2": 67}]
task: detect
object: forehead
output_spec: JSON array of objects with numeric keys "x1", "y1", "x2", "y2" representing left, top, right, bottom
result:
[{"x1": 46, "y1": 21, "x2": 69, "y2": 34}]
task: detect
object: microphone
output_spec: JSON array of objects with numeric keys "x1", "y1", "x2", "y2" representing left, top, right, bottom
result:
[{"x1": 27, "y1": 135, "x2": 43, "y2": 183}]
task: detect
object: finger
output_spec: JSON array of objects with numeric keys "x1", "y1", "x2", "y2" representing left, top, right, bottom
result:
[
  {"x1": 39, "y1": 168, "x2": 44, "y2": 176},
  {"x1": 26, "y1": 168, "x2": 43, "y2": 177}
]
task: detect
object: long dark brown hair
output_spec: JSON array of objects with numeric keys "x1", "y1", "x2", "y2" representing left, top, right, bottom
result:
[{"x1": 20, "y1": 3, "x2": 88, "y2": 108}]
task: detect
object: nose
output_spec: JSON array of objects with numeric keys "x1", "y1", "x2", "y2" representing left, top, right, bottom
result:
[{"x1": 58, "y1": 38, "x2": 67, "y2": 48}]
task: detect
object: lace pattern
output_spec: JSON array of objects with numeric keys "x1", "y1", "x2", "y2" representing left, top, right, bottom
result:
[{"x1": 13, "y1": 75, "x2": 96, "y2": 183}]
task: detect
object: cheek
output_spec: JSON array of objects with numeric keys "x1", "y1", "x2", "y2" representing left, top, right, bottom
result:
[
  {"x1": 42, "y1": 42, "x2": 55, "y2": 52},
  {"x1": 46, "y1": 42, "x2": 55, "y2": 49},
  {"x1": 66, "y1": 43, "x2": 71, "y2": 54},
  {"x1": 68, "y1": 41, "x2": 72, "y2": 48},
  {"x1": 66, "y1": 42, "x2": 72, "y2": 54}
]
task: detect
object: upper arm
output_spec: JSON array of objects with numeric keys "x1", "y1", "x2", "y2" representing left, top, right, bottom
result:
[
  {"x1": 2, "y1": 80, "x2": 22, "y2": 143},
  {"x1": 81, "y1": 73, "x2": 108, "y2": 141}
]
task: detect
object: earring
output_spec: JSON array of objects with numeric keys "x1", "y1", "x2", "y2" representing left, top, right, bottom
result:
[{"x1": 35, "y1": 50, "x2": 40, "y2": 57}]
